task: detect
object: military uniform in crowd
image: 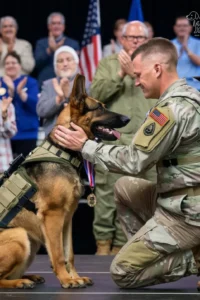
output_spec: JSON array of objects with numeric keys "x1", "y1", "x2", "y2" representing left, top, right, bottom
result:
[
  {"x1": 82, "y1": 79, "x2": 200, "y2": 287},
  {"x1": 90, "y1": 54, "x2": 156, "y2": 253}
]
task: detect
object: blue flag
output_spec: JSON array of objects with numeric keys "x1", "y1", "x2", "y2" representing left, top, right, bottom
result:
[{"x1": 128, "y1": 0, "x2": 144, "y2": 22}]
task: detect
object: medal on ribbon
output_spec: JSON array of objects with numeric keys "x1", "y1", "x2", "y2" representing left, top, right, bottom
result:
[{"x1": 84, "y1": 160, "x2": 96, "y2": 207}]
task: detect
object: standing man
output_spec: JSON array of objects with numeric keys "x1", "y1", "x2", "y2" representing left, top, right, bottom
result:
[
  {"x1": 89, "y1": 21, "x2": 157, "y2": 256},
  {"x1": 34, "y1": 12, "x2": 80, "y2": 88},
  {"x1": 54, "y1": 37, "x2": 200, "y2": 289},
  {"x1": 172, "y1": 16, "x2": 200, "y2": 90}
]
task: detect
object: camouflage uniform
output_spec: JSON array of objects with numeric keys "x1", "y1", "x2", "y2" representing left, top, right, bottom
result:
[{"x1": 82, "y1": 79, "x2": 200, "y2": 288}]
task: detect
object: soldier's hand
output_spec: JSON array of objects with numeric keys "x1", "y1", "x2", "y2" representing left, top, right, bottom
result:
[{"x1": 54, "y1": 123, "x2": 88, "y2": 151}]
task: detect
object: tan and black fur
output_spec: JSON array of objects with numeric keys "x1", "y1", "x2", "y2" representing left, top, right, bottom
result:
[{"x1": 0, "y1": 74, "x2": 129, "y2": 289}]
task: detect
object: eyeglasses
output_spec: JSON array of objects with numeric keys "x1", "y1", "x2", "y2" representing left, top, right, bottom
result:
[
  {"x1": 123, "y1": 35, "x2": 147, "y2": 42},
  {"x1": 56, "y1": 58, "x2": 75, "y2": 64}
]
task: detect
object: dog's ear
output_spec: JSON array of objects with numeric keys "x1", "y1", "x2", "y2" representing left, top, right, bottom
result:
[{"x1": 71, "y1": 74, "x2": 86, "y2": 101}]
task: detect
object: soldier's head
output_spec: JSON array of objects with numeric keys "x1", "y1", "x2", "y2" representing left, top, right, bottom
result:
[
  {"x1": 131, "y1": 37, "x2": 179, "y2": 99},
  {"x1": 121, "y1": 21, "x2": 148, "y2": 56}
]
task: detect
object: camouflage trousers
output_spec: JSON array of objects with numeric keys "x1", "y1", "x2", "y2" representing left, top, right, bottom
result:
[{"x1": 110, "y1": 177, "x2": 200, "y2": 288}]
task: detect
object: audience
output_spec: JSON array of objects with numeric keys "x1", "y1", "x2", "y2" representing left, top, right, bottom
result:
[
  {"x1": 144, "y1": 21, "x2": 154, "y2": 39},
  {"x1": 34, "y1": 12, "x2": 80, "y2": 88},
  {"x1": 90, "y1": 21, "x2": 157, "y2": 256},
  {"x1": 0, "y1": 51, "x2": 39, "y2": 158},
  {"x1": 103, "y1": 19, "x2": 126, "y2": 58},
  {"x1": 0, "y1": 95, "x2": 17, "y2": 175},
  {"x1": 171, "y1": 16, "x2": 200, "y2": 90},
  {"x1": 37, "y1": 46, "x2": 90, "y2": 136},
  {"x1": 0, "y1": 16, "x2": 35, "y2": 77}
]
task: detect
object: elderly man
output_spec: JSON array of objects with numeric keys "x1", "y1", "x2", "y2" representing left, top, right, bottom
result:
[
  {"x1": 54, "y1": 37, "x2": 200, "y2": 289},
  {"x1": 37, "y1": 45, "x2": 90, "y2": 137},
  {"x1": 35, "y1": 12, "x2": 80, "y2": 88},
  {"x1": 172, "y1": 16, "x2": 200, "y2": 90},
  {"x1": 89, "y1": 21, "x2": 156, "y2": 256},
  {"x1": 0, "y1": 16, "x2": 35, "y2": 76}
]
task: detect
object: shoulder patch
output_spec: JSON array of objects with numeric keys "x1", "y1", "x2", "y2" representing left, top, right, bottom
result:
[
  {"x1": 149, "y1": 108, "x2": 169, "y2": 126},
  {"x1": 134, "y1": 106, "x2": 175, "y2": 152}
]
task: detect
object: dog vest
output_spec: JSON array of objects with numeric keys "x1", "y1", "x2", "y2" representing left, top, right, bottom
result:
[{"x1": 0, "y1": 140, "x2": 82, "y2": 228}]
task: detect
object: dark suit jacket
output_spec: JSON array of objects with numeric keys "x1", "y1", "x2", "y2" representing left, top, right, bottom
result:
[{"x1": 34, "y1": 36, "x2": 80, "y2": 88}]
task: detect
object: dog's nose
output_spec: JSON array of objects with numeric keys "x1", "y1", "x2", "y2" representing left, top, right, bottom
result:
[{"x1": 121, "y1": 115, "x2": 130, "y2": 125}]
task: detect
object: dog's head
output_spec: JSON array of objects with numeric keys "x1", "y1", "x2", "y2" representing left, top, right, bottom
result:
[{"x1": 57, "y1": 74, "x2": 130, "y2": 141}]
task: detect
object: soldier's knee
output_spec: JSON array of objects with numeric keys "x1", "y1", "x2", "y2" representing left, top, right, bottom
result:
[
  {"x1": 114, "y1": 176, "x2": 154, "y2": 205},
  {"x1": 110, "y1": 240, "x2": 160, "y2": 288}
]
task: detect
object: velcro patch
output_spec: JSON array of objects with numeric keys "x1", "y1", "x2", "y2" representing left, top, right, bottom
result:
[
  {"x1": 150, "y1": 108, "x2": 168, "y2": 126},
  {"x1": 133, "y1": 106, "x2": 175, "y2": 153}
]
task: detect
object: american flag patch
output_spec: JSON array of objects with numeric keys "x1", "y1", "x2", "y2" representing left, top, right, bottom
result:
[{"x1": 149, "y1": 109, "x2": 168, "y2": 126}]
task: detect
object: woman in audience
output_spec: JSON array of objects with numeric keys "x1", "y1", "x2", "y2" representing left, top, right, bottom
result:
[
  {"x1": 37, "y1": 45, "x2": 90, "y2": 136},
  {"x1": 0, "y1": 51, "x2": 39, "y2": 158},
  {"x1": 0, "y1": 16, "x2": 35, "y2": 76}
]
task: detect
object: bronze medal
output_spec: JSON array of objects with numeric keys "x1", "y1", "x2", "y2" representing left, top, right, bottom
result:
[{"x1": 87, "y1": 193, "x2": 97, "y2": 207}]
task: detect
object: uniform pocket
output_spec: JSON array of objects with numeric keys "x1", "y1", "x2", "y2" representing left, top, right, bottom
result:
[{"x1": 157, "y1": 194, "x2": 186, "y2": 216}]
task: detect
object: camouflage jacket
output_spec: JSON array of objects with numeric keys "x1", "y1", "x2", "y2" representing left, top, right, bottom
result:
[{"x1": 82, "y1": 79, "x2": 200, "y2": 226}]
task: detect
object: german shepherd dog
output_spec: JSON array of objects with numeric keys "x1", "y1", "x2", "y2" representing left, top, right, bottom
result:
[{"x1": 0, "y1": 74, "x2": 129, "y2": 289}]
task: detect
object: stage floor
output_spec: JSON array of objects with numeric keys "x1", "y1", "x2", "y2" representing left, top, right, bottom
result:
[{"x1": 1, "y1": 255, "x2": 200, "y2": 300}]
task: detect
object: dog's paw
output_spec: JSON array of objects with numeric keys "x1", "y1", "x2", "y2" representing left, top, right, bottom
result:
[
  {"x1": 61, "y1": 278, "x2": 87, "y2": 289},
  {"x1": 78, "y1": 276, "x2": 93, "y2": 286},
  {"x1": 16, "y1": 279, "x2": 36, "y2": 289},
  {"x1": 23, "y1": 275, "x2": 45, "y2": 284}
]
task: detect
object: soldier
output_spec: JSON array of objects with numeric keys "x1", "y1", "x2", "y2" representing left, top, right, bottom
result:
[{"x1": 54, "y1": 38, "x2": 200, "y2": 289}]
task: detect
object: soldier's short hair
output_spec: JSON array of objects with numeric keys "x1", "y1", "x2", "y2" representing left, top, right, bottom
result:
[{"x1": 131, "y1": 37, "x2": 178, "y2": 69}]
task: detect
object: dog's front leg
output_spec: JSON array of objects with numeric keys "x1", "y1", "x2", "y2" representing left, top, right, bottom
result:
[
  {"x1": 63, "y1": 218, "x2": 93, "y2": 286},
  {"x1": 41, "y1": 209, "x2": 86, "y2": 288}
]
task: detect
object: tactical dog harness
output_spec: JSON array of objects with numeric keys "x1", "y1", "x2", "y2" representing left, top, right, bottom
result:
[{"x1": 0, "y1": 140, "x2": 82, "y2": 228}]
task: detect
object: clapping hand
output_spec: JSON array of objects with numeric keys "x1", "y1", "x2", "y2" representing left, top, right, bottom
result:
[
  {"x1": 48, "y1": 32, "x2": 65, "y2": 54},
  {"x1": 7, "y1": 40, "x2": 15, "y2": 53},
  {"x1": 118, "y1": 50, "x2": 135, "y2": 78},
  {"x1": 3, "y1": 75, "x2": 15, "y2": 97},
  {"x1": 17, "y1": 77, "x2": 28, "y2": 102},
  {"x1": 60, "y1": 78, "x2": 70, "y2": 98},
  {"x1": 52, "y1": 77, "x2": 70, "y2": 105},
  {"x1": 0, "y1": 96, "x2": 13, "y2": 120}
]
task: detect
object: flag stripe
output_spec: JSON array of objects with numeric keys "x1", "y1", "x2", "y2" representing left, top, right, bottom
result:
[{"x1": 79, "y1": 0, "x2": 102, "y2": 82}]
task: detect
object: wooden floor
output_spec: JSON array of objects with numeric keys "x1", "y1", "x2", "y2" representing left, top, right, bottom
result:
[{"x1": 0, "y1": 255, "x2": 200, "y2": 300}]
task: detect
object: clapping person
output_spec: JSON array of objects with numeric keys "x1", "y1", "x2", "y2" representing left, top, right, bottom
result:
[
  {"x1": 34, "y1": 12, "x2": 80, "y2": 88},
  {"x1": 0, "y1": 51, "x2": 39, "y2": 158},
  {"x1": 37, "y1": 46, "x2": 90, "y2": 137},
  {"x1": 0, "y1": 16, "x2": 35, "y2": 76}
]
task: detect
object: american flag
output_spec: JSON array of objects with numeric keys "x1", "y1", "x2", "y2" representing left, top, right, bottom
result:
[
  {"x1": 150, "y1": 108, "x2": 168, "y2": 126},
  {"x1": 79, "y1": 0, "x2": 102, "y2": 82}
]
